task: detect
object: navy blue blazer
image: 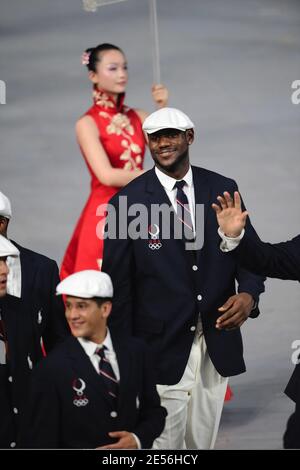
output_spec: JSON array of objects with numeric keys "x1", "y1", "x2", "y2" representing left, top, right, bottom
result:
[
  {"x1": 234, "y1": 233, "x2": 300, "y2": 448},
  {"x1": 102, "y1": 166, "x2": 265, "y2": 384},
  {"x1": 25, "y1": 335, "x2": 166, "y2": 449},
  {"x1": 0, "y1": 243, "x2": 69, "y2": 448}
]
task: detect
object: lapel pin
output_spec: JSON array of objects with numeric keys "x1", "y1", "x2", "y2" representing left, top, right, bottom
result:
[
  {"x1": 148, "y1": 224, "x2": 162, "y2": 250},
  {"x1": 72, "y1": 378, "x2": 89, "y2": 407},
  {"x1": 37, "y1": 310, "x2": 42, "y2": 324},
  {"x1": 27, "y1": 355, "x2": 33, "y2": 370}
]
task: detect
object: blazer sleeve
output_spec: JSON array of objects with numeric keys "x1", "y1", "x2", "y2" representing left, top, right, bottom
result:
[
  {"x1": 43, "y1": 260, "x2": 70, "y2": 353},
  {"x1": 132, "y1": 343, "x2": 167, "y2": 448},
  {"x1": 230, "y1": 184, "x2": 266, "y2": 314},
  {"x1": 102, "y1": 196, "x2": 134, "y2": 337},
  {"x1": 236, "y1": 234, "x2": 300, "y2": 281}
]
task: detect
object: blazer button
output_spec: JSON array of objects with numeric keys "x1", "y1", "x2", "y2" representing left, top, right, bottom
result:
[
  {"x1": 197, "y1": 294, "x2": 202, "y2": 301},
  {"x1": 110, "y1": 411, "x2": 118, "y2": 418},
  {"x1": 13, "y1": 407, "x2": 18, "y2": 414},
  {"x1": 192, "y1": 265, "x2": 198, "y2": 271},
  {"x1": 8, "y1": 376, "x2": 13, "y2": 383},
  {"x1": 190, "y1": 326, "x2": 196, "y2": 332},
  {"x1": 10, "y1": 442, "x2": 16, "y2": 448}
]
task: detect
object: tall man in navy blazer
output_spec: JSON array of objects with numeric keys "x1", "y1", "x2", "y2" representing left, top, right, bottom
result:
[
  {"x1": 102, "y1": 107, "x2": 265, "y2": 449},
  {"x1": 25, "y1": 270, "x2": 166, "y2": 449},
  {"x1": 212, "y1": 190, "x2": 300, "y2": 449}
]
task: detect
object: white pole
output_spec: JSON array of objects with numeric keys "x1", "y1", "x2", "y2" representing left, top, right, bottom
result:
[
  {"x1": 149, "y1": 0, "x2": 161, "y2": 84},
  {"x1": 83, "y1": 0, "x2": 161, "y2": 84}
]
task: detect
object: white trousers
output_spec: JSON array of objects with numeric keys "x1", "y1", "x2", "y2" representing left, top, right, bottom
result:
[{"x1": 152, "y1": 331, "x2": 228, "y2": 449}]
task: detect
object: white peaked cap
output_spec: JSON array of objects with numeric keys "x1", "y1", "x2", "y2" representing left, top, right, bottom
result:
[
  {"x1": 0, "y1": 234, "x2": 19, "y2": 257},
  {"x1": 0, "y1": 191, "x2": 12, "y2": 219},
  {"x1": 142, "y1": 107, "x2": 194, "y2": 134},
  {"x1": 56, "y1": 270, "x2": 113, "y2": 299}
]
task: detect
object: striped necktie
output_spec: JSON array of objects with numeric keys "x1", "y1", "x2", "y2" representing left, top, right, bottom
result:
[
  {"x1": 96, "y1": 345, "x2": 119, "y2": 402},
  {"x1": 174, "y1": 180, "x2": 194, "y2": 240}
]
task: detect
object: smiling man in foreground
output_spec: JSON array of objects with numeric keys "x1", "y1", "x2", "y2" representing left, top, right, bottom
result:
[{"x1": 25, "y1": 270, "x2": 166, "y2": 449}]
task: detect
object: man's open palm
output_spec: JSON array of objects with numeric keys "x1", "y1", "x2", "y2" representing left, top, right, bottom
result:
[{"x1": 212, "y1": 191, "x2": 248, "y2": 237}]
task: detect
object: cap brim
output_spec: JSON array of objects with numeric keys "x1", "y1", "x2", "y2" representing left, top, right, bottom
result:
[
  {"x1": 0, "y1": 251, "x2": 19, "y2": 257},
  {"x1": 144, "y1": 126, "x2": 188, "y2": 134},
  {"x1": 56, "y1": 290, "x2": 112, "y2": 298},
  {"x1": 56, "y1": 290, "x2": 92, "y2": 298}
]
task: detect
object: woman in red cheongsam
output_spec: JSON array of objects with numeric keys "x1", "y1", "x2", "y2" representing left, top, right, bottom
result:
[{"x1": 61, "y1": 43, "x2": 168, "y2": 278}]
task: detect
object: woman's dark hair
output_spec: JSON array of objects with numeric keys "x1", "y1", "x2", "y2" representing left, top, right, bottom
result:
[{"x1": 85, "y1": 43, "x2": 124, "y2": 72}]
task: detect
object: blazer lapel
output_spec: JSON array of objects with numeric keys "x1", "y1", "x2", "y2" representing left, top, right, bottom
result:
[
  {"x1": 191, "y1": 166, "x2": 211, "y2": 263},
  {"x1": 145, "y1": 167, "x2": 175, "y2": 210},
  {"x1": 20, "y1": 249, "x2": 32, "y2": 300},
  {"x1": 111, "y1": 334, "x2": 132, "y2": 411},
  {"x1": 10, "y1": 242, "x2": 33, "y2": 300}
]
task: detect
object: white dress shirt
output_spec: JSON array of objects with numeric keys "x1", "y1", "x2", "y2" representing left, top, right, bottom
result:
[
  {"x1": 6, "y1": 254, "x2": 22, "y2": 298},
  {"x1": 218, "y1": 228, "x2": 245, "y2": 252},
  {"x1": 78, "y1": 329, "x2": 120, "y2": 380},
  {"x1": 78, "y1": 329, "x2": 141, "y2": 449},
  {"x1": 155, "y1": 165, "x2": 196, "y2": 232}
]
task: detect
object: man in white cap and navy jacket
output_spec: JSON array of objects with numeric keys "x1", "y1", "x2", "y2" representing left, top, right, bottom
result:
[
  {"x1": 102, "y1": 107, "x2": 265, "y2": 449},
  {"x1": 0, "y1": 190, "x2": 68, "y2": 347},
  {"x1": 0, "y1": 234, "x2": 20, "y2": 447},
  {"x1": 25, "y1": 270, "x2": 166, "y2": 449},
  {"x1": 0, "y1": 191, "x2": 69, "y2": 448}
]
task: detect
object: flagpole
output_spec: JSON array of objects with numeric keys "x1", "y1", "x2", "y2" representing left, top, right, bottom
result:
[
  {"x1": 149, "y1": 0, "x2": 161, "y2": 84},
  {"x1": 83, "y1": 0, "x2": 127, "y2": 11}
]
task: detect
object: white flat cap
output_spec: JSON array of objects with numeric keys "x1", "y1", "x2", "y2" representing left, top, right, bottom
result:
[
  {"x1": 56, "y1": 270, "x2": 113, "y2": 299},
  {"x1": 0, "y1": 191, "x2": 12, "y2": 219},
  {"x1": 142, "y1": 107, "x2": 194, "y2": 134},
  {"x1": 0, "y1": 234, "x2": 19, "y2": 257}
]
